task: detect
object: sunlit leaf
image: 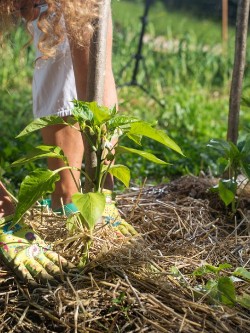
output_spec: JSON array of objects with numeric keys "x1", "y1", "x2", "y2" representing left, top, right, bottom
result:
[
  {"x1": 72, "y1": 104, "x2": 93, "y2": 124},
  {"x1": 12, "y1": 145, "x2": 68, "y2": 167},
  {"x1": 127, "y1": 133, "x2": 142, "y2": 145},
  {"x1": 218, "y1": 179, "x2": 237, "y2": 206},
  {"x1": 107, "y1": 116, "x2": 139, "y2": 132},
  {"x1": 103, "y1": 164, "x2": 130, "y2": 188},
  {"x1": 72, "y1": 192, "x2": 106, "y2": 231},
  {"x1": 87, "y1": 101, "x2": 112, "y2": 125},
  {"x1": 116, "y1": 146, "x2": 168, "y2": 164},
  {"x1": 13, "y1": 169, "x2": 60, "y2": 223},
  {"x1": 128, "y1": 122, "x2": 184, "y2": 155},
  {"x1": 16, "y1": 116, "x2": 67, "y2": 138},
  {"x1": 217, "y1": 277, "x2": 236, "y2": 306},
  {"x1": 194, "y1": 263, "x2": 232, "y2": 276}
]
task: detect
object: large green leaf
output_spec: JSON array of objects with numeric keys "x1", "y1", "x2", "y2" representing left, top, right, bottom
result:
[
  {"x1": 218, "y1": 179, "x2": 237, "y2": 206},
  {"x1": 13, "y1": 169, "x2": 60, "y2": 223},
  {"x1": 104, "y1": 164, "x2": 130, "y2": 188},
  {"x1": 72, "y1": 192, "x2": 106, "y2": 231},
  {"x1": 128, "y1": 122, "x2": 183, "y2": 155},
  {"x1": 16, "y1": 116, "x2": 68, "y2": 138},
  {"x1": 217, "y1": 277, "x2": 236, "y2": 306},
  {"x1": 116, "y1": 146, "x2": 168, "y2": 165},
  {"x1": 12, "y1": 145, "x2": 68, "y2": 167}
]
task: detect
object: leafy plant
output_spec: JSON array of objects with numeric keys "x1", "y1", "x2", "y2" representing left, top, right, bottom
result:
[
  {"x1": 12, "y1": 101, "x2": 183, "y2": 261},
  {"x1": 207, "y1": 136, "x2": 250, "y2": 212},
  {"x1": 192, "y1": 263, "x2": 250, "y2": 309}
]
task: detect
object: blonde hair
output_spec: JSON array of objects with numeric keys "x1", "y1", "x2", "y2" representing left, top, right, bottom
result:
[{"x1": 0, "y1": 0, "x2": 100, "y2": 58}]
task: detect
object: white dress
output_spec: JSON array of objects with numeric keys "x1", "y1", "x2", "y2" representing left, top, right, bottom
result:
[{"x1": 32, "y1": 5, "x2": 78, "y2": 119}]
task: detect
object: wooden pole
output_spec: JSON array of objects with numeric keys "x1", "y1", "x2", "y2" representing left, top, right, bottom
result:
[
  {"x1": 84, "y1": 0, "x2": 111, "y2": 192},
  {"x1": 86, "y1": 0, "x2": 111, "y2": 104},
  {"x1": 227, "y1": 0, "x2": 250, "y2": 144},
  {"x1": 222, "y1": 0, "x2": 228, "y2": 51}
]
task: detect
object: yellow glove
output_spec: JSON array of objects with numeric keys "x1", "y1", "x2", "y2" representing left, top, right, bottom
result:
[
  {"x1": 102, "y1": 190, "x2": 138, "y2": 237},
  {"x1": 0, "y1": 216, "x2": 74, "y2": 286}
]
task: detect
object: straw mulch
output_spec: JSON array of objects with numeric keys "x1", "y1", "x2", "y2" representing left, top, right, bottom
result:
[{"x1": 1, "y1": 175, "x2": 250, "y2": 332}]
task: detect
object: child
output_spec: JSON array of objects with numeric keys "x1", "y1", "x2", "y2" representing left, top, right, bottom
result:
[{"x1": 0, "y1": 0, "x2": 136, "y2": 285}]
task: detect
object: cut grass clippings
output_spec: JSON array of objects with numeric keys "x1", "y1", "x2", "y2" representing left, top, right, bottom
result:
[{"x1": 1, "y1": 176, "x2": 250, "y2": 332}]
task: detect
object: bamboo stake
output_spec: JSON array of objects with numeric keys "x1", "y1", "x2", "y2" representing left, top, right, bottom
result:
[
  {"x1": 84, "y1": 0, "x2": 111, "y2": 192},
  {"x1": 227, "y1": 0, "x2": 250, "y2": 144}
]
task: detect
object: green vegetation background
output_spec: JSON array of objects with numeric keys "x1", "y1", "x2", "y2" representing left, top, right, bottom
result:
[{"x1": 1, "y1": 0, "x2": 250, "y2": 193}]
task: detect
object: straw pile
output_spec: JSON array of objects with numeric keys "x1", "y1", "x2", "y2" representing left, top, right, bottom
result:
[{"x1": 1, "y1": 175, "x2": 250, "y2": 332}]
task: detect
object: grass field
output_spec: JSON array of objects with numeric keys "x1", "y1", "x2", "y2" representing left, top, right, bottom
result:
[
  {"x1": 111, "y1": 0, "x2": 248, "y2": 185},
  {"x1": 1, "y1": 0, "x2": 249, "y2": 190}
]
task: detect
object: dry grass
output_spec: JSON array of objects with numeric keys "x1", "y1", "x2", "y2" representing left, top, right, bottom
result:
[{"x1": 1, "y1": 175, "x2": 250, "y2": 332}]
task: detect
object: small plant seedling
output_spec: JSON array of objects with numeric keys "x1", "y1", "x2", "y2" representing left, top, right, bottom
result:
[
  {"x1": 12, "y1": 101, "x2": 183, "y2": 262},
  {"x1": 192, "y1": 263, "x2": 250, "y2": 309},
  {"x1": 207, "y1": 135, "x2": 250, "y2": 212}
]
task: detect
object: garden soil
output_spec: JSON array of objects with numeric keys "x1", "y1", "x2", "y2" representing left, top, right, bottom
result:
[{"x1": 1, "y1": 175, "x2": 250, "y2": 332}]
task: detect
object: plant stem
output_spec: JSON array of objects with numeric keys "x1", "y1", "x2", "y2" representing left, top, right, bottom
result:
[
  {"x1": 100, "y1": 159, "x2": 113, "y2": 192},
  {"x1": 53, "y1": 166, "x2": 93, "y2": 189}
]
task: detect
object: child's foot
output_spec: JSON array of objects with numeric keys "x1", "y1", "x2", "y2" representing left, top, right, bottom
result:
[{"x1": 0, "y1": 216, "x2": 74, "y2": 286}]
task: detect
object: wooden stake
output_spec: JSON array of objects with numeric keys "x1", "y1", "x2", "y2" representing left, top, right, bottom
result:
[
  {"x1": 84, "y1": 0, "x2": 111, "y2": 192},
  {"x1": 227, "y1": 0, "x2": 250, "y2": 144},
  {"x1": 87, "y1": 0, "x2": 111, "y2": 104}
]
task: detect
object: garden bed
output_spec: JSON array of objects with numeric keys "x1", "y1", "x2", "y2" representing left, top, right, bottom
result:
[{"x1": 0, "y1": 175, "x2": 250, "y2": 332}]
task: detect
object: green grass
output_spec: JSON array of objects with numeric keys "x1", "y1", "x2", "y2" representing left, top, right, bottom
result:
[
  {"x1": 111, "y1": 0, "x2": 250, "y2": 185},
  {"x1": 112, "y1": 0, "x2": 237, "y2": 45}
]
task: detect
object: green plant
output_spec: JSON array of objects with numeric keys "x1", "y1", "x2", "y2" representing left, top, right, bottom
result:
[
  {"x1": 192, "y1": 263, "x2": 250, "y2": 309},
  {"x1": 11, "y1": 101, "x2": 183, "y2": 261},
  {"x1": 3, "y1": 3, "x2": 247, "y2": 187},
  {"x1": 207, "y1": 136, "x2": 250, "y2": 212}
]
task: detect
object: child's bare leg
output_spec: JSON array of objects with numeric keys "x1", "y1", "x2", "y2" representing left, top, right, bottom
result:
[
  {"x1": 69, "y1": 14, "x2": 117, "y2": 192},
  {"x1": 40, "y1": 123, "x2": 84, "y2": 210}
]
